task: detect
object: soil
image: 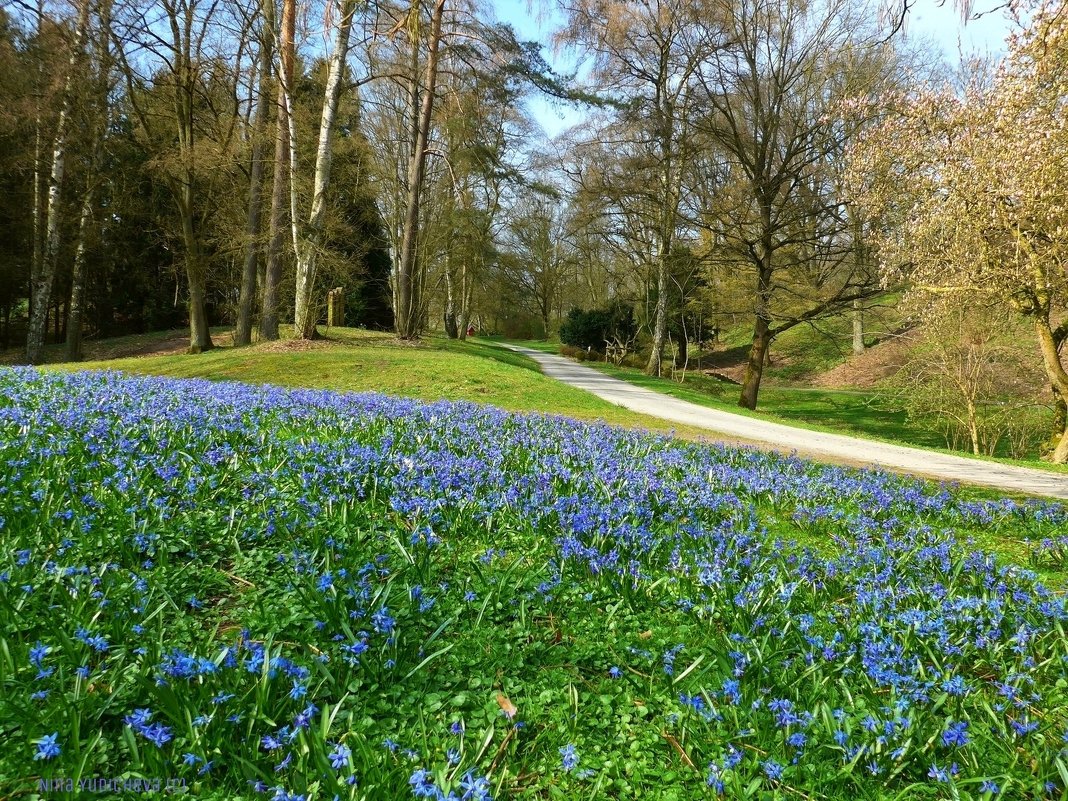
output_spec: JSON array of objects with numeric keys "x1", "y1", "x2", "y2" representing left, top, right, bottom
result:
[{"x1": 810, "y1": 331, "x2": 918, "y2": 389}]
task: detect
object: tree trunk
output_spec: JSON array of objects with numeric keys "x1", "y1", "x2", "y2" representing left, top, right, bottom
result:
[
  {"x1": 261, "y1": 0, "x2": 295, "y2": 342},
  {"x1": 65, "y1": 170, "x2": 98, "y2": 362},
  {"x1": 66, "y1": 3, "x2": 111, "y2": 362},
  {"x1": 29, "y1": 0, "x2": 46, "y2": 352},
  {"x1": 457, "y1": 256, "x2": 473, "y2": 341},
  {"x1": 26, "y1": 0, "x2": 91, "y2": 364},
  {"x1": 180, "y1": 185, "x2": 214, "y2": 353},
  {"x1": 740, "y1": 319, "x2": 771, "y2": 410},
  {"x1": 235, "y1": 26, "x2": 272, "y2": 346},
  {"x1": 443, "y1": 253, "x2": 458, "y2": 338},
  {"x1": 293, "y1": 0, "x2": 356, "y2": 340},
  {"x1": 966, "y1": 398, "x2": 980, "y2": 456},
  {"x1": 1034, "y1": 318, "x2": 1068, "y2": 462},
  {"x1": 740, "y1": 257, "x2": 774, "y2": 410},
  {"x1": 395, "y1": 0, "x2": 446, "y2": 340},
  {"x1": 646, "y1": 261, "x2": 667, "y2": 376},
  {"x1": 852, "y1": 298, "x2": 864, "y2": 354},
  {"x1": 1052, "y1": 390, "x2": 1067, "y2": 441}
]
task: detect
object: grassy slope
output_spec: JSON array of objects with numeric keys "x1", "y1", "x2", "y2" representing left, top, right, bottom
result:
[{"x1": 39, "y1": 329, "x2": 726, "y2": 444}]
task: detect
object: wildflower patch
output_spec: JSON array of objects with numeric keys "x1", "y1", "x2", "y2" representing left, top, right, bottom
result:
[{"x1": 1, "y1": 368, "x2": 1067, "y2": 799}]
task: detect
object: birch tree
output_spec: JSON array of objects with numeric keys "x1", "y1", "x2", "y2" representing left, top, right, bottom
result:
[
  {"x1": 25, "y1": 0, "x2": 91, "y2": 364},
  {"x1": 292, "y1": 0, "x2": 358, "y2": 339}
]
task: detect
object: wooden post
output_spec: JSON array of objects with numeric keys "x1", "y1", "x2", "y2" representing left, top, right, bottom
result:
[{"x1": 327, "y1": 287, "x2": 344, "y2": 328}]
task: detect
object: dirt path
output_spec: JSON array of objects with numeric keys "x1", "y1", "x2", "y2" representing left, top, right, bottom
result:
[{"x1": 504, "y1": 344, "x2": 1068, "y2": 500}]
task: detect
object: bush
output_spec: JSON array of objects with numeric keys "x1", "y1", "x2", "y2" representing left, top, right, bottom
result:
[
  {"x1": 559, "y1": 302, "x2": 637, "y2": 352},
  {"x1": 559, "y1": 344, "x2": 591, "y2": 361}
]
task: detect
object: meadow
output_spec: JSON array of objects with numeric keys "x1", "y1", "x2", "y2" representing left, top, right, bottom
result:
[{"x1": 3, "y1": 366, "x2": 1068, "y2": 799}]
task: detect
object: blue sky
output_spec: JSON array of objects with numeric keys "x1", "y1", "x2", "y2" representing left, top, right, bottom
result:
[{"x1": 490, "y1": 0, "x2": 1018, "y2": 139}]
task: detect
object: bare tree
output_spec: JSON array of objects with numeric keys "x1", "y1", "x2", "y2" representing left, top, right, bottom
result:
[
  {"x1": 234, "y1": 5, "x2": 272, "y2": 346},
  {"x1": 260, "y1": 0, "x2": 294, "y2": 341},
  {"x1": 559, "y1": 0, "x2": 720, "y2": 376},
  {"x1": 393, "y1": 0, "x2": 446, "y2": 339},
  {"x1": 693, "y1": 0, "x2": 888, "y2": 409},
  {"x1": 66, "y1": 0, "x2": 115, "y2": 361},
  {"x1": 113, "y1": 0, "x2": 253, "y2": 353}
]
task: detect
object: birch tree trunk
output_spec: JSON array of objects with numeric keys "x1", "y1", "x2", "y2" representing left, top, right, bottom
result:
[
  {"x1": 293, "y1": 0, "x2": 357, "y2": 340},
  {"x1": 66, "y1": 0, "x2": 112, "y2": 362},
  {"x1": 65, "y1": 141, "x2": 103, "y2": 362},
  {"x1": 395, "y1": 0, "x2": 446, "y2": 340},
  {"x1": 26, "y1": 0, "x2": 91, "y2": 364},
  {"x1": 235, "y1": 22, "x2": 273, "y2": 346},
  {"x1": 261, "y1": 0, "x2": 296, "y2": 341}
]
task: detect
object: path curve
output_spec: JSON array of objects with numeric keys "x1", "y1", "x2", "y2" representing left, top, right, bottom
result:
[{"x1": 504, "y1": 344, "x2": 1068, "y2": 501}]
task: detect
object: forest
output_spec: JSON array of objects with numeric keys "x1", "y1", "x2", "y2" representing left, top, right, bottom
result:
[{"x1": 1, "y1": 0, "x2": 1067, "y2": 461}]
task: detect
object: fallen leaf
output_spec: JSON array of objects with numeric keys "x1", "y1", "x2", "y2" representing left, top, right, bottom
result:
[{"x1": 496, "y1": 692, "x2": 517, "y2": 719}]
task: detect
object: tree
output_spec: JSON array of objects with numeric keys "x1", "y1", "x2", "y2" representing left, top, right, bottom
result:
[
  {"x1": 64, "y1": 0, "x2": 113, "y2": 362},
  {"x1": 889, "y1": 297, "x2": 1043, "y2": 456},
  {"x1": 559, "y1": 0, "x2": 719, "y2": 376},
  {"x1": 234, "y1": 7, "x2": 272, "y2": 346},
  {"x1": 499, "y1": 190, "x2": 574, "y2": 338},
  {"x1": 261, "y1": 0, "x2": 295, "y2": 341},
  {"x1": 292, "y1": 0, "x2": 358, "y2": 340},
  {"x1": 692, "y1": 0, "x2": 889, "y2": 409},
  {"x1": 394, "y1": 0, "x2": 446, "y2": 340},
  {"x1": 850, "y1": 4, "x2": 1068, "y2": 461},
  {"x1": 114, "y1": 0, "x2": 252, "y2": 353},
  {"x1": 25, "y1": 0, "x2": 91, "y2": 364}
]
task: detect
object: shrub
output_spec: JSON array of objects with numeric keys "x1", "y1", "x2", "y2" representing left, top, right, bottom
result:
[{"x1": 559, "y1": 301, "x2": 636, "y2": 352}]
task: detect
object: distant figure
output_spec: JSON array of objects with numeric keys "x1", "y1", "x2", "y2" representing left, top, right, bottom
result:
[{"x1": 467, "y1": 325, "x2": 475, "y2": 337}]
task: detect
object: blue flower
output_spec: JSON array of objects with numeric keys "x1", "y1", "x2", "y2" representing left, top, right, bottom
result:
[
  {"x1": 328, "y1": 743, "x2": 350, "y2": 770},
  {"x1": 762, "y1": 760, "x2": 784, "y2": 781},
  {"x1": 560, "y1": 743, "x2": 578, "y2": 772},
  {"x1": 33, "y1": 732, "x2": 60, "y2": 760},
  {"x1": 408, "y1": 768, "x2": 438, "y2": 798},
  {"x1": 458, "y1": 771, "x2": 491, "y2": 801},
  {"x1": 942, "y1": 720, "x2": 970, "y2": 748}
]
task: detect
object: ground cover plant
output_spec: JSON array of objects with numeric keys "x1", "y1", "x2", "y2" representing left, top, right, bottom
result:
[{"x1": 2, "y1": 367, "x2": 1068, "y2": 800}]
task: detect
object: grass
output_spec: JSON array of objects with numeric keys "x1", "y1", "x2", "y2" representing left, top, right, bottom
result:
[{"x1": 3, "y1": 368, "x2": 1067, "y2": 800}]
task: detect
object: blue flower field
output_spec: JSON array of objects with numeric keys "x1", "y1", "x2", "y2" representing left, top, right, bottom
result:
[{"x1": 2, "y1": 367, "x2": 1068, "y2": 799}]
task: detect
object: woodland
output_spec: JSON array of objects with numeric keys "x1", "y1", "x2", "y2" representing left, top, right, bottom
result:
[{"x1": 1, "y1": 0, "x2": 1068, "y2": 460}]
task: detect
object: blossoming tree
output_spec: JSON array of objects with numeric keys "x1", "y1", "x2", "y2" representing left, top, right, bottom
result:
[{"x1": 850, "y1": 2, "x2": 1068, "y2": 462}]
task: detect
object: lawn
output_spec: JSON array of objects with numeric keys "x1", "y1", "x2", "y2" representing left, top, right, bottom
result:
[{"x1": 2, "y1": 367, "x2": 1068, "y2": 800}]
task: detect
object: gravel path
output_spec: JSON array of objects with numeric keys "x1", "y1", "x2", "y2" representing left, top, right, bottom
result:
[{"x1": 505, "y1": 344, "x2": 1068, "y2": 500}]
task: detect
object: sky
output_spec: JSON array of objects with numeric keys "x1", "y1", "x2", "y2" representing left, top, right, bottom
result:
[{"x1": 490, "y1": 0, "x2": 1019, "y2": 140}]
